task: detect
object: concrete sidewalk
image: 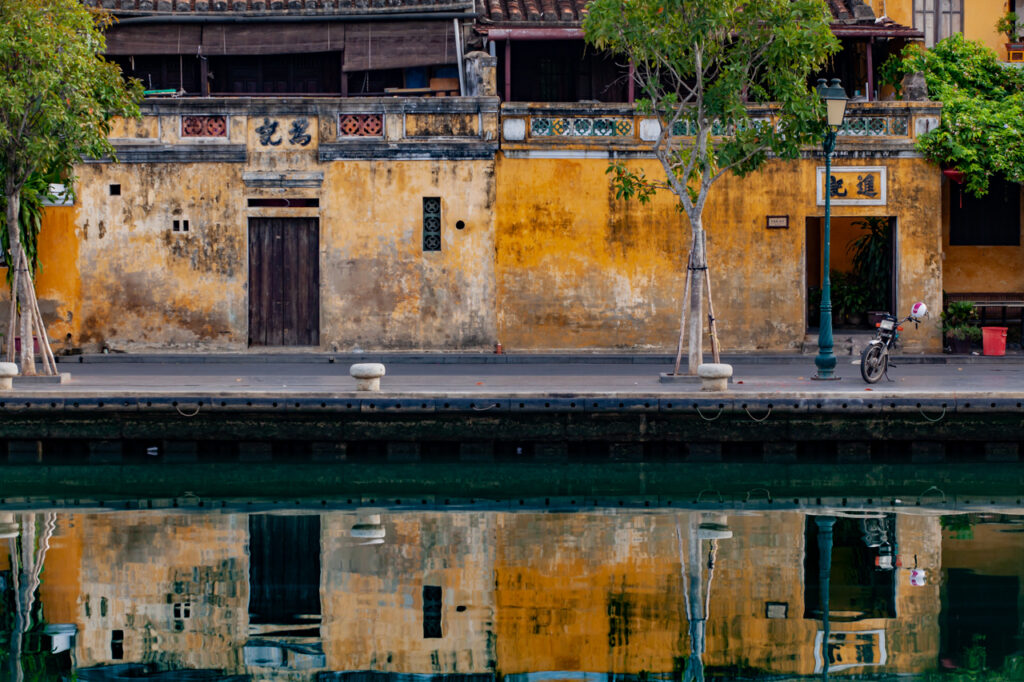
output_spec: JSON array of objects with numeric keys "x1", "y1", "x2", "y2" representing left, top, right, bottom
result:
[{"x1": 10, "y1": 352, "x2": 1024, "y2": 397}]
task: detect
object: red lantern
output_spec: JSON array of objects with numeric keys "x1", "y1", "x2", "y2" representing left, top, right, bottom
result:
[{"x1": 942, "y1": 168, "x2": 966, "y2": 208}]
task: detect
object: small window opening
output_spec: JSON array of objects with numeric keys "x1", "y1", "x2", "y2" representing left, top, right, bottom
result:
[
  {"x1": 173, "y1": 602, "x2": 191, "y2": 619},
  {"x1": 423, "y1": 585, "x2": 442, "y2": 638},
  {"x1": 423, "y1": 198, "x2": 441, "y2": 252},
  {"x1": 247, "y1": 198, "x2": 319, "y2": 208},
  {"x1": 109, "y1": 184, "x2": 121, "y2": 196},
  {"x1": 111, "y1": 629, "x2": 124, "y2": 659},
  {"x1": 172, "y1": 220, "x2": 190, "y2": 233}
]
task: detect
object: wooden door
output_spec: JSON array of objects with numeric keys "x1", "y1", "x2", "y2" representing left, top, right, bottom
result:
[{"x1": 248, "y1": 217, "x2": 320, "y2": 346}]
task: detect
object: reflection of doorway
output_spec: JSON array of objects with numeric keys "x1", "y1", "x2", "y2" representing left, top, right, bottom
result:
[
  {"x1": 803, "y1": 515, "x2": 897, "y2": 621},
  {"x1": 248, "y1": 514, "x2": 322, "y2": 629},
  {"x1": 805, "y1": 216, "x2": 897, "y2": 331},
  {"x1": 248, "y1": 217, "x2": 320, "y2": 347},
  {"x1": 942, "y1": 569, "x2": 1020, "y2": 669}
]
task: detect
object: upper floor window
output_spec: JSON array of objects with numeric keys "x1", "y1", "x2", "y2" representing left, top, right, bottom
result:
[{"x1": 914, "y1": 0, "x2": 963, "y2": 48}]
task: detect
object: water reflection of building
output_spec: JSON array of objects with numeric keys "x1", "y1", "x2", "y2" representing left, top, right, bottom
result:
[
  {"x1": 17, "y1": 509, "x2": 966, "y2": 679},
  {"x1": 940, "y1": 514, "x2": 1024, "y2": 671},
  {"x1": 69, "y1": 512, "x2": 248, "y2": 672}
]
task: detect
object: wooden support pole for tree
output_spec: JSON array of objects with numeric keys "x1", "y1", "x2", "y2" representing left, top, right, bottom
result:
[
  {"x1": 28, "y1": 281, "x2": 56, "y2": 375},
  {"x1": 6, "y1": 249, "x2": 21, "y2": 363},
  {"x1": 705, "y1": 264, "x2": 721, "y2": 364},
  {"x1": 673, "y1": 264, "x2": 693, "y2": 376}
]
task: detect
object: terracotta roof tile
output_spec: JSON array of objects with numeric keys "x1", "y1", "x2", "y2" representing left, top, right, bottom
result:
[
  {"x1": 85, "y1": 0, "x2": 473, "y2": 13},
  {"x1": 475, "y1": 0, "x2": 920, "y2": 38}
]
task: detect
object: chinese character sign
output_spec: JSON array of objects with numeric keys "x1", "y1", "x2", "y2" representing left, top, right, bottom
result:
[
  {"x1": 817, "y1": 167, "x2": 886, "y2": 206},
  {"x1": 251, "y1": 117, "x2": 316, "y2": 149}
]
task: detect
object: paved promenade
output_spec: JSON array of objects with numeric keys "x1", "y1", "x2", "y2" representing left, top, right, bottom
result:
[{"x1": 13, "y1": 352, "x2": 1024, "y2": 398}]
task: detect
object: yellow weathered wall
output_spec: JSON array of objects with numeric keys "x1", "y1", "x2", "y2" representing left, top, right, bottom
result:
[
  {"x1": 320, "y1": 161, "x2": 496, "y2": 350},
  {"x1": 73, "y1": 161, "x2": 247, "y2": 350},
  {"x1": 60, "y1": 106, "x2": 498, "y2": 351},
  {"x1": 495, "y1": 155, "x2": 942, "y2": 352},
  {"x1": 29, "y1": 100, "x2": 945, "y2": 353}
]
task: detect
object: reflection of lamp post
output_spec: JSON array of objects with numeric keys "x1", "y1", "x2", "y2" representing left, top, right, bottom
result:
[
  {"x1": 813, "y1": 78, "x2": 849, "y2": 381},
  {"x1": 816, "y1": 516, "x2": 836, "y2": 682}
]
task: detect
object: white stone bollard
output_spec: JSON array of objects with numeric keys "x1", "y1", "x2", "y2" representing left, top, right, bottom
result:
[
  {"x1": 697, "y1": 363, "x2": 733, "y2": 392},
  {"x1": 0, "y1": 362, "x2": 18, "y2": 391},
  {"x1": 349, "y1": 363, "x2": 386, "y2": 392}
]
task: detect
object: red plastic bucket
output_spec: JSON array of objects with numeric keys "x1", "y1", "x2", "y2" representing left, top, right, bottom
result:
[{"x1": 982, "y1": 326, "x2": 1007, "y2": 356}]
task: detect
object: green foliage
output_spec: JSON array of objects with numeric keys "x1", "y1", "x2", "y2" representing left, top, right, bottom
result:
[
  {"x1": 848, "y1": 217, "x2": 891, "y2": 311},
  {"x1": 942, "y1": 299, "x2": 982, "y2": 340},
  {"x1": 996, "y1": 12, "x2": 1024, "y2": 42},
  {"x1": 828, "y1": 270, "x2": 869, "y2": 321},
  {"x1": 881, "y1": 34, "x2": 1024, "y2": 196},
  {"x1": 583, "y1": 0, "x2": 839, "y2": 216},
  {"x1": 0, "y1": 0, "x2": 142, "y2": 248}
]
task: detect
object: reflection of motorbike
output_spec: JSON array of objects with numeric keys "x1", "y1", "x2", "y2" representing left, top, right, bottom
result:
[
  {"x1": 860, "y1": 302, "x2": 928, "y2": 384},
  {"x1": 861, "y1": 516, "x2": 899, "y2": 570}
]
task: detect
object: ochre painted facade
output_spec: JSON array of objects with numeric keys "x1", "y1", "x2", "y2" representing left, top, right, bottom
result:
[
  {"x1": 496, "y1": 102, "x2": 943, "y2": 352},
  {"x1": 20, "y1": 98, "x2": 950, "y2": 354}
]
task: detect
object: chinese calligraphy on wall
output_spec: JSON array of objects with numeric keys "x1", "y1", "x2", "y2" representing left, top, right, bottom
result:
[
  {"x1": 817, "y1": 167, "x2": 886, "y2": 206},
  {"x1": 251, "y1": 117, "x2": 316, "y2": 149}
]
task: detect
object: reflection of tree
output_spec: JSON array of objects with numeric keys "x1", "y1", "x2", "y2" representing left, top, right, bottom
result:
[
  {"x1": 675, "y1": 514, "x2": 730, "y2": 682},
  {"x1": 3, "y1": 513, "x2": 58, "y2": 682}
]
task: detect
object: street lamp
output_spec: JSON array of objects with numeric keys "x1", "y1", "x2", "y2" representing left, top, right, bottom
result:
[{"x1": 813, "y1": 78, "x2": 849, "y2": 381}]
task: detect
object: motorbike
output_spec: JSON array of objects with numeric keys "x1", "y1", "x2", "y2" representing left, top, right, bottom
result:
[{"x1": 859, "y1": 302, "x2": 928, "y2": 384}]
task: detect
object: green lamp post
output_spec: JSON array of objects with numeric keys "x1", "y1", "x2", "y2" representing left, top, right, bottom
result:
[{"x1": 814, "y1": 78, "x2": 849, "y2": 381}]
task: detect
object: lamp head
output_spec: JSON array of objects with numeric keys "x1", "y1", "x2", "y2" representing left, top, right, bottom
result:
[{"x1": 820, "y1": 78, "x2": 849, "y2": 129}]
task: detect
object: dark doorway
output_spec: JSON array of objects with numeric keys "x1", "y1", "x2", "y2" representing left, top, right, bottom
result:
[
  {"x1": 248, "y1": 514, "x2": 322, "y2": 626},
  {"x1": 805, "y1": 216, "x2": 896, "y2": 331},
  {"x1": 248, "y1": 217, "x2": 320, "y2": 347}
]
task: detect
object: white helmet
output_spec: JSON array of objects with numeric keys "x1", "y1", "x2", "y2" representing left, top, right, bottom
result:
[{"x1": 910, "y1": 301, "x2": 928, "y2": 320}]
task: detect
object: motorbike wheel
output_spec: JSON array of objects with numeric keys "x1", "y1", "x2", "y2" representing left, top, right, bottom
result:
[{"x1": 860, "y1": 343, "x2": 887, "y2": 384}]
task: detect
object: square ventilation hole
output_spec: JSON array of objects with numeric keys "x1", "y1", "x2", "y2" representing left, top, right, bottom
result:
[{"x1": 109, "y1": 184, "x2": 121, "y2": 196}]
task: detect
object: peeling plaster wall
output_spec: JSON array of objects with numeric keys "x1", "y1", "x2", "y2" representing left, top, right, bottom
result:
[
  {"x1": 74, "y1": 162, "x2": 247, "y2": 351},
  {"x1": 495, "y1": 155, "x2": 943, "y2": 353},
  {"x1": 321, "y1": 160, "x2": 497, "y2": 351},
  {"x1": 50, "y1": 101, "x2": 498, "y2": 352},
  {"x1": 28, "y1": 98, "x2": 945, "y2": 353}
]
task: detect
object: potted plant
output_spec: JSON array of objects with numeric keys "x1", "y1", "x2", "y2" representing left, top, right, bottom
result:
[
  {"x1": 942, "y1": 300, "x2": 981, "y2": 353},
  {"x1": 997, "y1": 11, "x2": 1024, "y2": 62},
  {"x1": 848, "y1": 217, "x2": 892, "y2": 325}
]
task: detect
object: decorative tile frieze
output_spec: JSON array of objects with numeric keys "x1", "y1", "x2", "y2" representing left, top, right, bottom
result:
[
  {"x1": 339, "y1": 114, "x2": 384, "y2": 137},
  {"x1": 839, "y1": 115, "x2": 910, "y2": 137},
  {"x1": 671, "y1": 117, "x2": 772, "y2": 137},
  {"x1": 180, "y1": 115, "x2": 228, "y2": 137},
  {"x1": 529, "y1": 117, "x2": 633, "y2": 138}
]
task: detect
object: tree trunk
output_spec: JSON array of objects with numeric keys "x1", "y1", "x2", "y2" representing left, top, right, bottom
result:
[
  {"x1": 3, "y1": 188, "x2": 31, "y2": 373},
  {"x1": 686, "y1": 224, "x2": 707, "y2": 375},
  {"x1": 4, "y1": 186, "x2": 54, "y2": 376}
]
